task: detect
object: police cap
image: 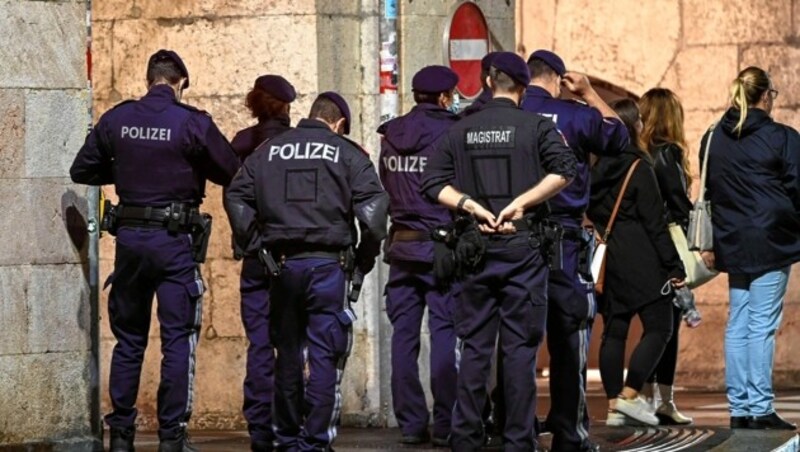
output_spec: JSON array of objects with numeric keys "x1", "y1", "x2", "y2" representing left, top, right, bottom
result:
[
  {"x1": 318, "y1": 91, "x2": 351, "y2": 135},
  {"x1": 491, "y1": 52, "x2": 531, "y2": 87},
  {"x1": 481, "y1": 51, "x2": 502, "y2": 72},
  {"x1": 528, "y1": 49, "x2": 566, "y2": 77},
  {"x1": 412, "y1": 65, "x2": 459, "y2": 94},
  {"x1": 254, "y1": 75, "x2": 296, "y2": 103},
  {"x1": 148, "y1": 49, "x2": 190, "y2": 89}
]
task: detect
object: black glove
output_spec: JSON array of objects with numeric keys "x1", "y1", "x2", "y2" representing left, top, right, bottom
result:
[{"x1": 454, "y1": 224, "x2": 486, "y2": 279}]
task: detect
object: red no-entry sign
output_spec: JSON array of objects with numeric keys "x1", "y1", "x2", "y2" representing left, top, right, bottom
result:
[{"x1": 445, "y1": 2, "x2": 490, "y2": 99}]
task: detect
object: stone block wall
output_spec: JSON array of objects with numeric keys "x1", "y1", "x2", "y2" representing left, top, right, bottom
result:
[
  {"x1": 0, "y1": 0, "x2": 98, "y2": 447},
  {"x1": 91, "y1": 0, "x2": 515, "y2": 430},
  {"x1": 517, "y1": 0, "x2": 800, "y2": 388}
]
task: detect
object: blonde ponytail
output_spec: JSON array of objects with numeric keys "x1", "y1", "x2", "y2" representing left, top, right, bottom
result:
[
  {"x1": 729, "y1": 66, "x2": 771, "y2": 138},
  {"x1": 730, "y1": 78, "x2": 749, "y2": 137}
]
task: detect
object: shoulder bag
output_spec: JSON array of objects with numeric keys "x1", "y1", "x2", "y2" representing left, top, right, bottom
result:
[
  {"x1": 592, "y1": 159, "x2": 641, "y2": 295},
  {"x1": 687, "y1": 125, "x2": 715, "y2": 251}
]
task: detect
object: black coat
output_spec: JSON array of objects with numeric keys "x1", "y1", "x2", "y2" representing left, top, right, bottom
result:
[
  {"x1": 652, "y1": 142, "x2": 692, "y2": 230},
  {"x1": 701, "y1": 107, "x2": 800, "y2": 274},
  {"x1": 588, "y1": 146, "x2": 685, "y2": 315}
]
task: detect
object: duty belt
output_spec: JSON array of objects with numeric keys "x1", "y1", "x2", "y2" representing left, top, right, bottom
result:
[
  {"x1": 393, "y1": 230, "x2": 431, "y2": 242},
  {"x1": 275, "y1": 245, "x2": 347, "y2": 262},
  {"x1": 117, "y1": 203, "x2": 200, "y2": 231},
  {"x1": 562, "y1": 227, "x2": 584, "y2": 241}
]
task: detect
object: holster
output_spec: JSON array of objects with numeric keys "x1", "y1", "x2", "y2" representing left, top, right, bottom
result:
[
  {"x1": 431, "y1": 224, "x2": 457, "y2": 287},
  {"x1": 189, "y1": 213, "x2": 213, "y2": 263},
  {"x1": 258, "y1": 248, "x2": 282, "y2": 278},
  {"x1": 575, "y1": 227, "x2": 595, "y2": 280},
  {"x1": 541, "y1": 220, "x2": 564, "y2": 271},
  {"x1": 100, "y1": 200, "x2": 119, "y2": 236}
]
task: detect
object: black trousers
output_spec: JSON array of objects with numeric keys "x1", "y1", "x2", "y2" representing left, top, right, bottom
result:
[
  {"x1": 646, "y1": 305, "x2": 682, "y2": 386},
  {"x1": 599, "y1": 297, "x2": 674, "y2": 399}
]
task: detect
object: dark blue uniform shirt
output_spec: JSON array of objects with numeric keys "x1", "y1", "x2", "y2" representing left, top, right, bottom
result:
[
  {"x1": 521, "y1": 86, "x2": 628, "y2": 226},
  {"x1": 422, "y1": 97, "x2": 577, "y2": 216},
  {"x1": 71, "y1": 84, "x2": 240, "y2": 206}
]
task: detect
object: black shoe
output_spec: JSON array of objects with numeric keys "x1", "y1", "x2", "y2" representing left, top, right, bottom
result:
[
  {"x1": 730, "y1": 416, "x2": 751, "y2": 428},
  {"x1": 431, "y1": 436, "x2": 449, "y2": 448},
  {"x1": 399, "y1": 431, "x2": 430, "y2": 444},
  {"x1": 158, "y1": 430, "x2": 198, "y2": 452},
  {"x1": 251, "y1": 439, "x2": 273, "y2": 452},
  {"x1": 110, "y1": 427, "x2": 136, "y2": 452},
  {"x1": 749, "y1": 412, "x2": 797, "y2": 430},
  {"x1": 580, "y1": 441, "x2": 601, "y2": 452}
]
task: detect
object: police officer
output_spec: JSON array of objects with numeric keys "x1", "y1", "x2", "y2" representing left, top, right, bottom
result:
[
  {"x1": 421, "y1": 52, "x2": 577, "y2": 452},
  {"x1": 460, "y1": 52, "x2": 500, "y2": 117},
  {"x1": 70, "y1": 50, "x2": 240, "y2": 452},
  {"x1": 378, "y1": 65, "x2": 460, "y2": 446},
  {"x1": 225, "y1": 92, "x2": 389, "y2": 451},
  {"x1": 229, "y1": 74, "x2": 296, "y2": 452},
  {"x1": 522, "y1": 50, "x2": 628, "y2": 452}
]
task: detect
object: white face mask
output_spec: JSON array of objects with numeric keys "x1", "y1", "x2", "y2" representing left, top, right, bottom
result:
[{"x1": 448, "y1": 92, "x2": 461, "y2": 114}]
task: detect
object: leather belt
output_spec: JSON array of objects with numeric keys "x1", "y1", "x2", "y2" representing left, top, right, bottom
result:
[{"x1": 393, "y1": 230, "x2": 431, "y2": 242}]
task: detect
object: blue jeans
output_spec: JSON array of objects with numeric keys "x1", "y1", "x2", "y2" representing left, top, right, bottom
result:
[{"x1": 725, "y1": 267, "x2": 790, "y2": 417}]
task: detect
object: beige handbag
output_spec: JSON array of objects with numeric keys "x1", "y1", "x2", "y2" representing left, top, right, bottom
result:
[{"x1": 668, "y1": 222, "x2": 718, "y2": 288}]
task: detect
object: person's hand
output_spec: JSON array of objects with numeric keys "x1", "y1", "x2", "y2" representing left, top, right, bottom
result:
[
  {"x1": 700, "y1": 251, "x2": 715, "y2": 269},
  {"x1": 492, "y1": 201, "x2": 525, "y2": 234},
  {"x1": 465, "y1": 199, "x2": 497, "y2": 233},
  {"x1": 671, "y1": 277, "x2": 686, "y2": 289},
  {"x1": 562, "y1": 72, "x2": 595, "y2": 98}
]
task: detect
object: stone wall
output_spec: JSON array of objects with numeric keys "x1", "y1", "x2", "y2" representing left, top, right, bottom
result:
[
  {"x1": 0, "y1": 0, "x2": 98, "y2": 448},
  {"x1": 517, "y1": 0, "x2": 800, "y2": 388},
  {"x1": 91, "y1": 0, "x2": 515, "y2": 430}
]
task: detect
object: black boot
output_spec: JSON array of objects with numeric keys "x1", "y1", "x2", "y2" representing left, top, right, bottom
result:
[
  {"x1": 749, "y1": 412, "x2": 797, "y2": 430},
  {"x1": 109, "y1": 427, "x2": 136, "y2": 452},
  {"x1": 158, "y1": 429, "x2": 198, "y2": 452}
]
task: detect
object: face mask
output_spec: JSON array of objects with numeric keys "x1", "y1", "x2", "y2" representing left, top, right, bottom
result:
[{"x1": 447, "y1": 92, "x2": 461, "y2": 114}]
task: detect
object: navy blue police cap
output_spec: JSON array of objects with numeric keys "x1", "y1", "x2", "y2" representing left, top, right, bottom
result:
[
  {"x1": 491, "y1": 52, "x2": 531, "y2": 87},
  {"x1": 528, "y1": 49, "x2": 566, "y2": 77},
  {"x1": 481, "y1": 51, "x2": 502, "y2": 72},
  {"x1": 318, "y1": 91, "x2": 351, "y2": 135},
  {"x1": 148, "y1": 49, "x2": 190, "y2": 89},
  {"x1": 254, "y1": 75, "x2": 297, "y2": 103},
  {"x1": 412, "y1": 65, "x2": 459, "y2": 93}
]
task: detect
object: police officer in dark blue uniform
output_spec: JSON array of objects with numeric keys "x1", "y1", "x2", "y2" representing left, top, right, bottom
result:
[
  {"x1": 225, "y1": 92, "x2": 389, "y2": 451},
  {"x1": 229, "y1": 74, "x2": 296, "y2": 452},
  {"x1": 422, "y1": 52, "x2": 577, "y2": 452},
  {"x1": 460, "y1": 52, "x2": 500, "y2": 117},
  {"x1": 378, "y1": 65, "x2": 460, "y2": 446},
  {"x1": 70, "y1": 50, "x2": 240, "y2": 452},
  {"x1": 522, "y1": 50, "x2": 628, "y2": 452}
]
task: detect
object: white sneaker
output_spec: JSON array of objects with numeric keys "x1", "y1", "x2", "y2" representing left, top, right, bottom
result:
[
  {"x1": 606, "y1": 411, "x2": 627, "y2": 426},
  {"x1": 614, "y1": 396, "x2": 659, "y2": 426},
  {"x1": 606, "y1": 410, "x2": 648, "y2": 427}
]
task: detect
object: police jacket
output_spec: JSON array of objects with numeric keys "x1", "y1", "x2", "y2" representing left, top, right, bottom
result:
[
  {"x1": 231, "y1": 115, "x2": 292, "y2": 162},
  {"x1": 701, "y1": 107, "x2": 800, "y2": 275},
  {"x1": 651, "y1": 142, "x2": 692, "y2": 230},
  {"x1": 229, "y1": 116, "x2": 293, "y2": 257},
  {"x1": 378, "y1": 103, "x2": 458, "y2": 263},
  {"x1": 421, "y1": 97, "x2": 577, "y2": 218},
  {"x1": 224, "y1": 118, "x2": 389, "y2": 272},
  {"x1": 459, "y1": 89, "x2": 492, "y2": 118},
  {"x1": 70, "y1": 84, "x2": 240, "y2": 206},
  {"x1": 521, "y1": 86, "x2": 628, "y2": 226},
  {"x1": 588, "y1": 147, "x2": 685, "y2": 314}
]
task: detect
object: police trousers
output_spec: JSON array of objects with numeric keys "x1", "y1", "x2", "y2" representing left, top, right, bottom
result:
[
  {"x1": 546, "y1": 236, "x2": 596, "y2": 451},
  {"x1": 270, "y1": 258, "x2": 353, "y2": 452},
  {"x1": 104, "y1": 227, "x2": 204, "y2": 440},
  {"x1": 385, "y1": 260, "x2": 457, "y2": 439},
  {"x1": 451, "y1": 236, "x2": 547, "y2": 452},
  {"x1": 240, "y1": 255, "x2": 274, "y2": 443}
]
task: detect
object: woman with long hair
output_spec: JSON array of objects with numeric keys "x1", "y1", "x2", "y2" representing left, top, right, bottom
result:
[
  {"x1": 636, "y1": 88, "x2": 693, "y2": 425},
  {"x1": 588, "y1": 98, "x2": 686, "y2": 426},
  {"x1": 229, "y1": 75, "x2": 296, "y2": 451},
  {"x1": 702, "y1": 66, "x2": 800, "y2": 430}
]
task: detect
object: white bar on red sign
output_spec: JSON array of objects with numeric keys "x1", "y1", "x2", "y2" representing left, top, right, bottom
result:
[{"x1": 450, "y1": 39, "x2": 488, "y2": 61}]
